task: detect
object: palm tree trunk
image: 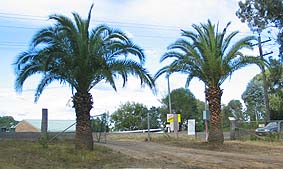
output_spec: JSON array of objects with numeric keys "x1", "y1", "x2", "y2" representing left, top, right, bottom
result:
[
  {"x1": 73, "y1": 92, "x2": 93, "y2": 150},
  {"x1": 206, "y1": 87, "x2": 224, "y2": 145}
]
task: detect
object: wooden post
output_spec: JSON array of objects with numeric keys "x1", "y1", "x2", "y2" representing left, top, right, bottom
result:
[
  {"x1": 174, "y1": 114, "x2": 179, "y2": 138},
  {"x1": 41, "y1": 108, "x2": 48, "y2": 133},
  {"x1": 229, "y1": 117, "x2": 236, "y2": 140},
  {"x1": 205, "y1": 120, "x2": 209, "y2": 141},
  {"x1": 147, "y1": 112, "x2": 150, "y2": 142},
  {"x1": 277, "y1": 121, "x2": 281, "y2": 140},
  {"x1": 39, "y1": 108, "x2": 49, "y2": 148}
]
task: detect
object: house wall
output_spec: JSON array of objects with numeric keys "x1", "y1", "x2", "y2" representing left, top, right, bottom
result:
[{"x1": 15, "y1": 121, "x2": 39, "y2": 132}]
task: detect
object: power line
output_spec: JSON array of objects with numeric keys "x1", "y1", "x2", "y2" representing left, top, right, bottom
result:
[
  {"x1": 0, "y1": 11, "x2": 258, "y2": 49},
  {"x1": 0, "y1": 12, "x2": 255, "y2": 35},
  {"x1": 0, "y1": 12, "x2": 181, "y2": 30},
  {"x1": 0, "y1": 12, "x2": 180, "y2": 29},
  {"x1": 0, "y1": 12, "x2": 47, "y2": 20},
  {"x1": 0, "y1": 25, "x2": 38, "y2": 30}
]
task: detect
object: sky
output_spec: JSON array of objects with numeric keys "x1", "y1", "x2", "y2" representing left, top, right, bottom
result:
[{"x1": 0, "y1": 0, "x2": 275, "y2": 121}]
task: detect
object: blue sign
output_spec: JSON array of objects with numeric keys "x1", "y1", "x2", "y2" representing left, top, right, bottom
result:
[{"x1": 203, "y1": 110, "x2": 210, "y2": 120}]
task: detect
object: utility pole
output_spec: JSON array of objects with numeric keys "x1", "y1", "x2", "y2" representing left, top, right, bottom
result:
[
  {"x1": 167, "y1": 73, "x2": 172, "y2": 115},
  {"x1": 167, "y1": 73, "x2": 178, "y2": 138},
  {"x1": 256, "y1": 33, "x2": 272, "y2": 122}
]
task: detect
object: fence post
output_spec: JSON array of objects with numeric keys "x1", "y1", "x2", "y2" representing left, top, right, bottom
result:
[
  {"x1": 41, "y1": 108, "x2": 48, "y2": 133},
  {"x1": 40, "y1": 108, "x2": 48, "y2": 148},
  {"x1": 229, "y1": 117, "x2": 236, "y2": 140},
  {"x1": 278, "y1": 121, "x2": 281, "y2": 140},
  {"x1": 174, "y1": 114, "x2": 179, "y2": 138}
]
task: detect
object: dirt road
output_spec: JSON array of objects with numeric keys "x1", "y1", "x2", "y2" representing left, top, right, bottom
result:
[{"x1": 97, "y1": 140, "x2": 283, "y2": 169}]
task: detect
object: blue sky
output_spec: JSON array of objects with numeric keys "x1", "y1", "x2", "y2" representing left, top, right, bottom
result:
[{"x1": 0, "y1": 0, "x2": 270, "y2": 120}]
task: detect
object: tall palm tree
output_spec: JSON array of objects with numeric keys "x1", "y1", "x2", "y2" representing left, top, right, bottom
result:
[
  {"x1": 14, "y1": 5, "x2": 154, "y2": 150},
  {"x1": 155, "y1": 20, "x2": 261, "y2": 144}
]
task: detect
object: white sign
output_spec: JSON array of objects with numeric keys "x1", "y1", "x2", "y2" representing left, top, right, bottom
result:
[
  {"x1": 187, "y1": 119, "x2": 195, "y2": 135},
  {"x1": 170, "y1": 121, "x2": 174, "y2": 132}
]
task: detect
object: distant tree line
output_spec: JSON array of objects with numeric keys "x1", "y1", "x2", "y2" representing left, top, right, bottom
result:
[
  {"x1": 110, "y1": 88, "x2": 205, "y2": 132},
  {"x1": 0, "y1": 116, "x2": 18, "y2": 131}
]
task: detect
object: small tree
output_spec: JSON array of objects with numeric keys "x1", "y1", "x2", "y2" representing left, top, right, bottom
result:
[
  {"x1": 242, "y1": 79, "x2": 265, "y2": 122},
  {"x1": 222, "y1": 100, "x2": 246, "y2": 129},
  {"x1": 0, "y1": 116, "x2": 18, "y2": 128},
  {"x1": 111, "y1": 102, "x2": 161, "y2": 131}
]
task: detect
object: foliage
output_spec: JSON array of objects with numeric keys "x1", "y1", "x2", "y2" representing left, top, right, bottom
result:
[
  {"x1": 242, "y1": 78, "x2": 265, "y2": 121},
  {"x1": 111, "y1": 102, "x2": 161, "y2": 131},
  {"x1": 236, "y1": 0, "x2": 283, "y2": 31},
  {"x1": 91, "y1": 113, "x2": 110, "y2": 132},
  {"x1": 225, "y1": 100, "x2": 245, "y2": 120},
  {"x1": 236, "y1": 0, "x2": 283, "y2": 58},
  {"x1": 196, "y1": 99, "x2": 205, "y2": 131},
  {"x1": 147, "y1": 106, "x2": 162, "y2": 129},
  {"x1": 155, "y1": 20, "x2": 258, "y2": 88},
  {"x1": 38, "y1": 134, "x2": 49, "y2": 149},
  {"x1": 222, "y1": 100, "x2": 245, "y2": 129},
  {"x1": 221, "y1": 105, "x2": 233, "y2": 129},
  {"x1": 0, "y1": 116, "x2": 18, "y2": 128},
  {"x1": 155, "y1": 19, "x2": 259, "y2": 144},
  {"x1": 267, "y1": 58, "x2": 283, "y2": 119},
  {"x1": 13, "y1": 5, "x2": 154, "y2": 150},
  {"x1": 243, "y1": 60, "x2": 283, "y2": 120},
  {"x1": 160, "y1": 88, "x2": 202, "y2": 131}
]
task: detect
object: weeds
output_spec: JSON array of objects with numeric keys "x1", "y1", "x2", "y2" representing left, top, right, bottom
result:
[{"x1": 0, "y1": 140, "x2": 151, "y2": 169}]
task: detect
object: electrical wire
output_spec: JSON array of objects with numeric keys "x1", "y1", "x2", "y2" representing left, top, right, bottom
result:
[{"x1": 0, "y1": 12, "x2": 262, "y2": 50}]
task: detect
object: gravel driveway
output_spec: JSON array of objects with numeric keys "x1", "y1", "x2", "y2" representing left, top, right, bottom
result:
[{"x1": 97, "y1": 140, "x2": 283, "y2": 169}]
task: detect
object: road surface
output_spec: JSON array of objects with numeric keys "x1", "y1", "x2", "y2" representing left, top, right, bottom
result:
[{"x1": 97, "y1": 140, "x2": 283, "y2": 169}]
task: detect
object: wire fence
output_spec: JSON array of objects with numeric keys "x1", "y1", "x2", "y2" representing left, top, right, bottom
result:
[
  {"x1": 91, "y1": 113, "x2": 110, "y2": 143},
  {"x1": 234, "y1": 120, "x2": 283, "y2": 141}
]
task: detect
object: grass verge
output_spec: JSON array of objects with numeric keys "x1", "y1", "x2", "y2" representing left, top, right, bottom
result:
[
  {"x1": 108, "y1": 132, "x2": 283, "y2": 155},
  {"x1": 0, "y1": 139, "x2": 158, "y2": 169}
]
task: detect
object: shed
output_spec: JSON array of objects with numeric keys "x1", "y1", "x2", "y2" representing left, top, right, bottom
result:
[
  {"x1": 0, "y1": 126, "x2": 7, "y2": 132},
  {"x1": 15, "y1": 119, "x2": 76, "y2": 132}
]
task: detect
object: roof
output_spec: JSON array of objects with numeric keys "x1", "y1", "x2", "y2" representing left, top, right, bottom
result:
[{"x1": 23, "y1": 119, "x2": 76, "y2": 132}]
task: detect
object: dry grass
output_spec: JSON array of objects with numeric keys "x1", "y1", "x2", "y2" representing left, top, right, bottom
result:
[
  {"x1": 0, "y1": 139, "x2": 159, "y2": 169},
  {"x1": 1, "y1": 133, "x2": 283, "y2": 168},
  {"x1": 108, "y1": 132, "x2": 283, "y2": 155}
]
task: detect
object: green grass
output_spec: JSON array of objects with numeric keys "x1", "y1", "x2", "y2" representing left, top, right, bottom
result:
[{"x1": 0, "y1": 139, "x2": 155, "y2": 169}]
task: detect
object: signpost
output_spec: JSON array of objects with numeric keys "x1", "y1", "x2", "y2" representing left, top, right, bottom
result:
[
  {"x1": 187, "y1": 119, "x2": 195, "y2": 135},
  {"x1": 203, "y1": 110, "x2": 210, "y2": 141},
  {"x1": 166, "y1": 114, "x2": 181, "y2": 135}
]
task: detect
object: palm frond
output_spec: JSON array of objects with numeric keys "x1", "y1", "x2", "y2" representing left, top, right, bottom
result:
[
  {"x1": 15, "y1": 7, "x2": 154, "y2": 103},
  {"x1": 34, "y1": 73, "x2": 60, "y2": 102},
  {"x1": 157, "y1": 20, "x2": 256, "y2": 88}
]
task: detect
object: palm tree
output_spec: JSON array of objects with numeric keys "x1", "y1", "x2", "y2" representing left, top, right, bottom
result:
[
  {"x1": 14, "y1": 5, "x2": 154, "y2": 150},
  {"x1": 155, "y1": 20, "x2": 261, "y2": 144}
]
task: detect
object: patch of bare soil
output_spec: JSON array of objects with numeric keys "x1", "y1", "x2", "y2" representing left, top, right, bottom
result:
[{"x1": 97, "y1": 140, "x2": 283, "y2": 169}]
